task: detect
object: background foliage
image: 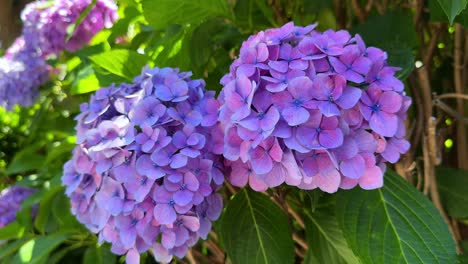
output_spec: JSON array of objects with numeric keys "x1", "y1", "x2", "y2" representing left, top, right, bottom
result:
[{"x1": 0, "y1": 0, "x2": 467, "y2": 263}]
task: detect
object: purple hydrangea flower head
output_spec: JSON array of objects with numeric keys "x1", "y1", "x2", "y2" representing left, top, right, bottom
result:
[
  {"x1": 62, "y1": 66, "x2": 224, "y2": 263},
  {"x1": 21, "y1": 0, "x2": 118, "y2": 57},
  {"x1": 1, "y1": 0, "x2": 117, "y2": 110},
  {"x1": 219, "y1": 22, "x2": 412, "y2": 193},
  {"x1": 0, "y1": 52, "x2": 49, "y2": 110},
  {"x1": 0, "y1": 186, "x2": 36, "y2": 228}
]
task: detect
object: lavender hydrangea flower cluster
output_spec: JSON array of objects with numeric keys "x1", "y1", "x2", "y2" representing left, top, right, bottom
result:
[
  {"x1": 0, "y1": 53, "x2": 49, "y2": 110},
  {"x1": 219, "y1": 22, "x2": 411, "y2": 193},
  {"x1": 0, "y1": 186, "x2": 36, "y2": 228},
  {"x1": 0, "y1": 0, "x2": 117, "y2": 110},
  {"x1": 62, "y1": 67, "x2": 224, "y2": 263},
  {"x1": 21, "y1": 0, "x2": 118, "y2": 57}
]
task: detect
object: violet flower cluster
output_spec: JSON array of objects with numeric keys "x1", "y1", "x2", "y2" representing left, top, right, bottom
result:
[
  {"x1": 219, "y1": 22, "x2": 411, "y2": 193},
  {"x1": 62, "y1": 67, "x2": 224, "y2": 263},
  {"x1": 21, "y1": 0, "x2": 118, "y2": 57},
  {"x1": 0, "y1": 0, "x2": 118, "y2": 110},
  {"x1": 0, "y1": 53, "x2": 49, "y2": 110},
  {"x1": 0, "y1": 186, "x2": 36, "y2": 228}
]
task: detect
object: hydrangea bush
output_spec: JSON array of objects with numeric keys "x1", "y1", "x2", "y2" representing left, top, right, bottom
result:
[
  {"x1": 0, "y1": 1, "x2": 463, "y2": 264},
  {"x1": 219, "y1": 22, "x2": 411, "y2": 193},
  {"x1": 62, "y1": 66, "x2": 224, "y2": 263}
]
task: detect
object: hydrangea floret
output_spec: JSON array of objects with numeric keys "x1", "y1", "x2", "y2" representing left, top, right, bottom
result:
[
  {"x1": 219, "y1": 22, "x2": 411, "y2": 193},
  {"x1": 62, "y1": 66, "x2": 224, "y2": 263}
]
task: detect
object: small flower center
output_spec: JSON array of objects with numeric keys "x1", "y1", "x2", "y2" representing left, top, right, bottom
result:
[
  {"x1": 316, "y1": 127, "x2": 322, "y2": 133},
  {"x1": 328, "y1": 95, "x2": 334, "y2": 102},
  {"x1": 140, "y1": 177, "x2": 148, "y2": 186},
  {"x1": 180, "y1": 184, "x2": 187, "y2": 190},
  {"x1": 371, "y1": 104, "x2": 381, "y2": 112},
  {"x1": 293, "y1": 99, "x2": 303, "y2": 107},
  {"x1": 131, "y1": 218, "x2": 138, "y2": 226},
  {"x1": 258, "y1": 111, "x2": 266, "y2": 120},
  {"x1": 168, "y1": 199, "x2": 175, "y2": 206}
]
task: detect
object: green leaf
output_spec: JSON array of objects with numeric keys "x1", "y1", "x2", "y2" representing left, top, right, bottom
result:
[
  {"x1": 353, "y1": 11, "x2": 418, "y2": 48},
  {"x1": 0, "y1": 222, "x2": 25, "y2": 240},
  {"x1": 386, "y1": 46, "x2": 415, "y2": 80},
  {"x1": 83, "y1": 244, "x2": 117, "y2": 264},
  {"x1": 336, "y1": 170, "x2": 457, "y2": 263},
  {"x1": 16, "y1": 191, "x2": 44, "y2": 231},
  {"x1": 190, "y1": 21, "x2": 223, "y2": 69},
  {"x1": 51, "y1": 191, "x2": 84, "y2": 231},
  {"x1": 435, "y1": 0, "x2": 468, "y2": 24},
  {"x1": 141, "y1": 0, "x2": 230, "y2": 29},
  {"x1": 303, "y1": 211, "x2": 359, "y2": 264},
  {"x1": 436, "y1": 167, "x2": 468, "y2": 219},
  {"x1": 254, "y1": 0, "x2": 277, "y2": 26},
  {"x1": 89, "y1": 49, "x2": 150, "y2": 80},
  {"x1": 6, "y1": 143, "x2": 45, "y2": 175},
  {"x1": 12, "y1": 232, "x2": 70, "y2": 264},
  {"x1": 234, "y1": 0, "x2": 274, "y2": 30},
  {"x1": 0, "y1": 238, "x2": 31, "y2": 260},
  {"x1": 34, "y1": 186, "x2": 63, "y2": 233},
  {"x1": 219, "y1": 189, "x2": 294, "y2": 264},
  {"x1": 459, "y1": 241, "x2": 468, "y2": 264},
  {"x1": 455, "y1": 7, "x2": 468, "y2": 27}
]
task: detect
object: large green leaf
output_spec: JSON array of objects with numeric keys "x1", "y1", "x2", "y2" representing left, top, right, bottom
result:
[
  {"x1": 219, "y1": 189, "x2": 295, "y2": 264},
  {"x1": 386, "y1": 46, "x2": 415, "y2": 80},
  {"x1": 12, "y1": 232, "x2": 70, "y2": 264},
  {"x1": 303, "y1": 210, "x2": 359, "y2": 264},
  {"x1": 352, "y1": 12, "x2": 418, "y2": 48},
  {"x1": 141, "y1": 0, "x2": 230, "y2": 29},
  {"x1": 0, "y1": 238, "x2": 31, "y2": 261},
  {"x1": 6, "y1": 143, "x2": 46, "y2": 175},
  {"x1": 336, "y1": 170, "x2": 456, "y2": 263},
  {"x1": 89, "y1": 49, "x2": 150, "y2": 81},
  {"x1": 82, "y1": 244, "x2": 117, "y2": 264},
  {"x1": 435, "y1": 0, "x2": 468, "y2": 24},
  {"x1": 436, "y1": 167, "x2": 468, "y2": 219},
  {"x1": 234, "y1": 0, "x2": 275, "y2": 30},
  {"x1": 0, "y1": 222, "x2": 25, "y2": 240},
  {"x1": 34, "y1": 186, "x2": 63, "y2": 233}
]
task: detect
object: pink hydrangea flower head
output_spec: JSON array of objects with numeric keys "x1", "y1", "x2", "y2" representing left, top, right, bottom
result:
[{"x1": 219, "y1": 22, "x2": 411, "y2": 193}]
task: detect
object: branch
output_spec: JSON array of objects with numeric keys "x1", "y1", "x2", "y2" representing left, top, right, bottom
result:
[
  {"x1": 293, "y1": 234, "x2": 309, "y2": 251},
  {"x1": 433, "y1": 99, "x2": 468, "y2": 124},
  {"x1": 350, "y1": 0, "x2": 366, "y2": 22},
  {"x1": 423, "y1": 23, "x2": 444, "y2": 67},
  {"x1": 454, "y1": 24, "x2": 468, "y2": 170},
  {"x1": 434, "y1": 93, "x2": 468, "y2": 100}
]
